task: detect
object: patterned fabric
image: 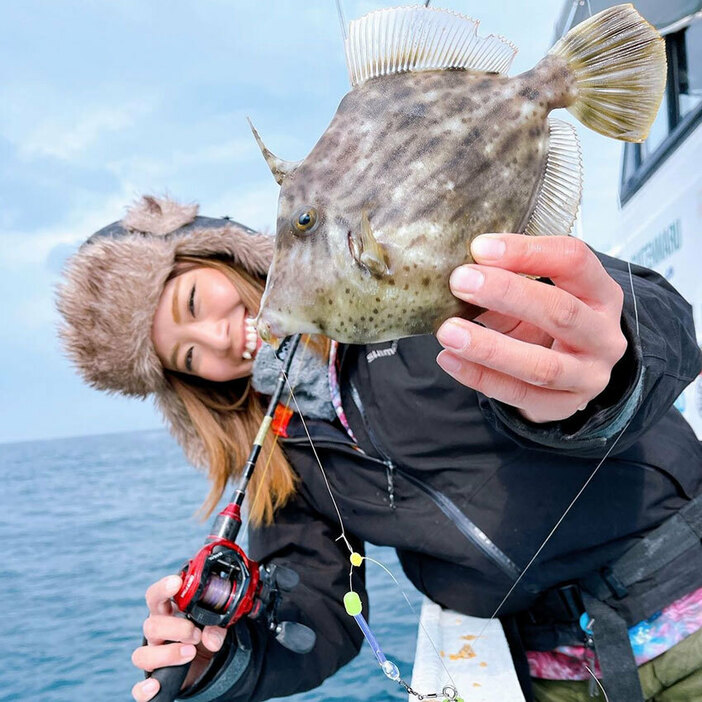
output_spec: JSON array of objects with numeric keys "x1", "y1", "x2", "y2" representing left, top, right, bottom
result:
[
  {"x1": 528, "y1": 586, "x2": 702, "y2": 680},
  {"x1": 328, "y1": 340, "x2": 357, "y2": 442}
]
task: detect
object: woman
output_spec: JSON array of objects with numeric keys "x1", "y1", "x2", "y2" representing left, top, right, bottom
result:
[{"x1": 57, "y1": 196, "x2": 702, "y2": 702}]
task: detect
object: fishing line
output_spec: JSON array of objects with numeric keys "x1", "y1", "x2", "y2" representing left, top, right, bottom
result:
[
  {"x1": 280, "y1": 365, "x2": 353, "y2": 553},
  {"x1": 335, "y1": 0, "x2": 348, "y2": 41},
  {"x1": 360, "y1": 554, "x2": 459, "y2": 693},
  {"x1": 475, "y1": 419, "x2": 633, "y2": 640},
  {"x1": 474, "y1": 263, "x2": 642, "y2": 695},
  {"x1": 627, "y1": 262, "x2": 640, "y2": 336},
  {"x1": 585, "y1": 665, "x2": 610, "y2": 701},
  {"x1": 281, "y1": 365, "x2": 461, "y2": 700}
]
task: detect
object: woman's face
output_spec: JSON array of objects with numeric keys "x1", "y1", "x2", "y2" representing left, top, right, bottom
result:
[{"x1": 152, "y1": 266, "x2": 262, "y2": 382}]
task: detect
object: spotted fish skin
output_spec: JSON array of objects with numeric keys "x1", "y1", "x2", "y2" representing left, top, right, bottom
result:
[
  {"x1": 260, "y1": 56, "x2": 576, "y2": 343},
  {"x1": 255, "y1": 4, "x2": 665, "y2": 344}
]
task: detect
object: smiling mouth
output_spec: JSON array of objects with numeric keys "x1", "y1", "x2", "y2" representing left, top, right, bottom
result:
[{"x1": 242, "y1": 315, "x2": 258, "y2": 360}]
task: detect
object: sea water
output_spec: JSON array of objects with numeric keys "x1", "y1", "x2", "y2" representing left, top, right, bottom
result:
[{"x1": 0, "y1": 430, "x2": 422, "y2": 701}]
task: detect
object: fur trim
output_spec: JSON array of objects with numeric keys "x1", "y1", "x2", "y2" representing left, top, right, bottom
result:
[
  {"x1": 57, "y1": 195, "x2": 274, "y2": 468},
  {"x1": 123, "y1": 195, "x2": 199, "y2": 235}
]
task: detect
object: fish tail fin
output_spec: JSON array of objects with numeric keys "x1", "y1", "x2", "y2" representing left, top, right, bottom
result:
[{"x1": 550, "y1": 3, "x2": 666, "y2": 143}]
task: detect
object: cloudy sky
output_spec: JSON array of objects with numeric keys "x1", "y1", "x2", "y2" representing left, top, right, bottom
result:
[{"x1": 0, "y1": 0, "x2": 625, "y2": 444}]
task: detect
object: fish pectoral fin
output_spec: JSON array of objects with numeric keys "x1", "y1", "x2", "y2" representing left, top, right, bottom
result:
[
  {"x1": 360, "y1": 249, "x2": 388, "y2": 277},
  {"x1": 356, "y1": 210, "x2": 389, "y2": 277}
]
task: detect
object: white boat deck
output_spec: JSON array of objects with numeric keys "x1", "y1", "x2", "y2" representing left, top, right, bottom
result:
[{"x1": 409, "y1": 598, "x2": 525, "y2": 702}]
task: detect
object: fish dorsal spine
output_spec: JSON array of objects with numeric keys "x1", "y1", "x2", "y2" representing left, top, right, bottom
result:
[{"x1": 345, "y1": 5, "x2": 518, "y2": 87}]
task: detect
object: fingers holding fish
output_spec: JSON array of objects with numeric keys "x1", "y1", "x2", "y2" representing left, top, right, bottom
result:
[
  {"x1": 466, "y1": 233, "x2": 628, "y2": 367},
  {"x1": 442, "y1": 233, "x2": 628, "y2": 421},
  {"x1": 435, "y1": 351, "x2": 599, "y2": 424},
  {"x1": 449, "y1": 264, "x2": 605, "y2": 354},
  {"x1": 471, "y1": 234, "x2": 624, "y2": 311},
  {"x1": 474, "y1": 311, "x2": 553, "y2": 348},
  {"x1": 436, "y1": 319, "x2": 605, "y2": 395}
]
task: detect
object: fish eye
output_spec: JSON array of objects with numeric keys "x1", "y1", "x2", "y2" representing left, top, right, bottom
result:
[{"x1": 292, "y1": 207, "x2": 319, "y2": 235}]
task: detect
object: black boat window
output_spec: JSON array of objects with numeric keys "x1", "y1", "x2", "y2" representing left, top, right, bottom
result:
[
  {"x1": 641, "y1": 90, "x2": 670, "y2": 160},
  {"x1": 680, "y1": 19, "x2": 702, "y2": 118},
  {"x1": 620, "y1": 18, "x2": 702, "y2": 205}
]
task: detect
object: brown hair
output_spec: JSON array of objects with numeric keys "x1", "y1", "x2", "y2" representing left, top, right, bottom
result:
[{"x1": 165, "y1": 256, "x2": 299, "y2": 526}]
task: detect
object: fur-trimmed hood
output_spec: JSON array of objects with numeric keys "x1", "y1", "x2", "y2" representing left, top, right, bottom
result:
[{"x1": 56, "y1": 195, "x2": 274, "y2": 467}]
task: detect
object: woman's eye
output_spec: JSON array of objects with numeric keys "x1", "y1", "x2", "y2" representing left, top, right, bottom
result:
[
  {"x1": 188, "y1": 285, "x2": 196, "y2": 317},
  {"x1": 185, "y1": 347, "x2": 194, "y2": 372},
  {"x1": 292, "y1": 207, "x2": 319, "y2": 234}
]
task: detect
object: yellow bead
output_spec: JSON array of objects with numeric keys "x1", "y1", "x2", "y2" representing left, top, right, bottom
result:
[
  {"x1": 343, "y1": 591, "x2": 362, "y2": 616},
  {"x1": 350, "y1": 552, "x2": 363, "y2": 567}
]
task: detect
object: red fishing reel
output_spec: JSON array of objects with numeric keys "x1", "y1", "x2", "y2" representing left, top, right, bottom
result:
[
  {"x1": 174, "y1": 536, "x2": 260, "y2": 629},
  {"x1": 171, "y1": 502, "x2": 314, "y2": 651},
  {"x1": 172, "y1": 504, "x2": 256, "y2": 628}
]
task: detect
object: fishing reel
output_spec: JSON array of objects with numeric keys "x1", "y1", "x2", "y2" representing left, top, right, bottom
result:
[
  {"x1": 173, "y1": 503, "x2": 315, "y2": 649},
  {"x1": 150, "y1": 502, "x2": 315, "y2": 702},
  {"x1": 173, "y1": 505, "x2": 260, "y2": 629}
]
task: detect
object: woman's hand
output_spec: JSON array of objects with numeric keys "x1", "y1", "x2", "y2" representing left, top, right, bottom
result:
[
  {"x1": 131, "y1": 575, "x2": 227, "y2": 702},
  {"x1": 436, "y1": 234, "x2": 628, "y2": 423}
]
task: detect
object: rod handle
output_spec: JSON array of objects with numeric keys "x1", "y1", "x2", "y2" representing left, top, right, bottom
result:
[{"x1": 149, "y1": 660, "x2": 190, "y2": 702}]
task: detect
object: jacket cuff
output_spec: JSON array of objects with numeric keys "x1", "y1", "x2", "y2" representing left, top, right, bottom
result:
[
  {"x1": 178, "y1": 622, "x2": 252, "y2": 702},
  {"x1": 480, "y1": 306, "x2": 644, "y2": 451}
]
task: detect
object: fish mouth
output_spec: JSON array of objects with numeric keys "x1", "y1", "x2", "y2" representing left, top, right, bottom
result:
[{"x1": 256, "y1": 314, "x2": 285, "y2": 348}]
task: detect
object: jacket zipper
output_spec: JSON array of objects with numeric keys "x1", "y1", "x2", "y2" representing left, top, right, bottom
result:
[
  {"x1": 347, "y1": 378, "x2": 521, "y2": 583},
  {"x1": 347, "y1": 380, "x2": 397, "y2": 510},
  {"x1": 397, "y1": 468, "x2": 522, "y2": 583}
]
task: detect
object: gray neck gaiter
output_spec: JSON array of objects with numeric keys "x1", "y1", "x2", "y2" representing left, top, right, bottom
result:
[{"x1": 252, "y1": 343, "x2": 336, "y2": 421}]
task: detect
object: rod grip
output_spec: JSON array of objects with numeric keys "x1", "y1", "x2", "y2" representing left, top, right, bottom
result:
[{"x1": 150, "y1": 661, "x2": 190, "y2": 702}]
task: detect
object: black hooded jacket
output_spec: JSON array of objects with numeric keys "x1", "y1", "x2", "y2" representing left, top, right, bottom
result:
[{"x1": 181, "y1": 254, "x2": 702, "y2": 702}]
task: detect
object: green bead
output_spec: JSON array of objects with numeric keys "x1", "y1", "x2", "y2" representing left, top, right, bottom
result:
[{"x1": 343, "y1": 591, "x2": 362, "y2": 616}]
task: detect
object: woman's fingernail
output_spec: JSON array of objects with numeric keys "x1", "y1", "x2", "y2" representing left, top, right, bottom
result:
[
  {"x1": 451, "y1": 266, "x2": 484, "y2": 294},
  {"x1": 180, "y1": 644, "x2": 196, "y2": 659},
  {"x1": 437, "y1": 351, "x2": 462, "y2": 374},
  {"x1": 210, "y1": 630, "x2": 225, "y2": 648},
  {"x1": 437, "y1": 322, "x2": 470, "y2": 351},
  {"x1": 142, "y1": 679, "x2": 158, "y2": 696},
  {"x1": 471, "y1": 235, "x2": 505, "y2": 260},
  {"x1": 165, "y1": 575, "x2": 181, "y2": 591}
]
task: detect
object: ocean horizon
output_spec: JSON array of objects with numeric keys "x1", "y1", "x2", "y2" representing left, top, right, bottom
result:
[{"x1": 1, "y1": 428, "x2": 422, "y2": 701}]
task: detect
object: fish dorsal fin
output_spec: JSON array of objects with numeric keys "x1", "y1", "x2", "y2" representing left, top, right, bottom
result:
[
  {"x1": 524, "y1": 117, "x2": 583, "y2": 238},
  {"x1": 345, "y1": 6, "x2": 517, "y2": 87}
]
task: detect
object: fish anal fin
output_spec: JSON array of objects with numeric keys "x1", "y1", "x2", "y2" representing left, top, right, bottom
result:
[
  {"x1": 524, "y1": 117, "x2": 582, "y2": 238},
  {"x1": 345, "y1": 6, "x2": 517, "y2": 88}
]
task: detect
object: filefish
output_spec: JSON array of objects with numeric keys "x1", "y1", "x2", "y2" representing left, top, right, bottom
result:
[{"x1": 254, "y1": 4, "x2": 665, "y2": 344}]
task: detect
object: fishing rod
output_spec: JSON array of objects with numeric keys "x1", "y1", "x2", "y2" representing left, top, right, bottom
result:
[{"x1": 149, "y1": 334, "x2": 315, "y2": 702}]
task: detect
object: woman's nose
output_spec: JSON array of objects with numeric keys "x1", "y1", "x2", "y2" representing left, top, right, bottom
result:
[{"x1": 198, "y1": 319, "x2": 230, "y2": 351}]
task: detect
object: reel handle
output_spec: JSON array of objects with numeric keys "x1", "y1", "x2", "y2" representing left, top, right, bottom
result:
[{"x1": 149, "y1": 659, "x2": 191, "y2": 702}]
